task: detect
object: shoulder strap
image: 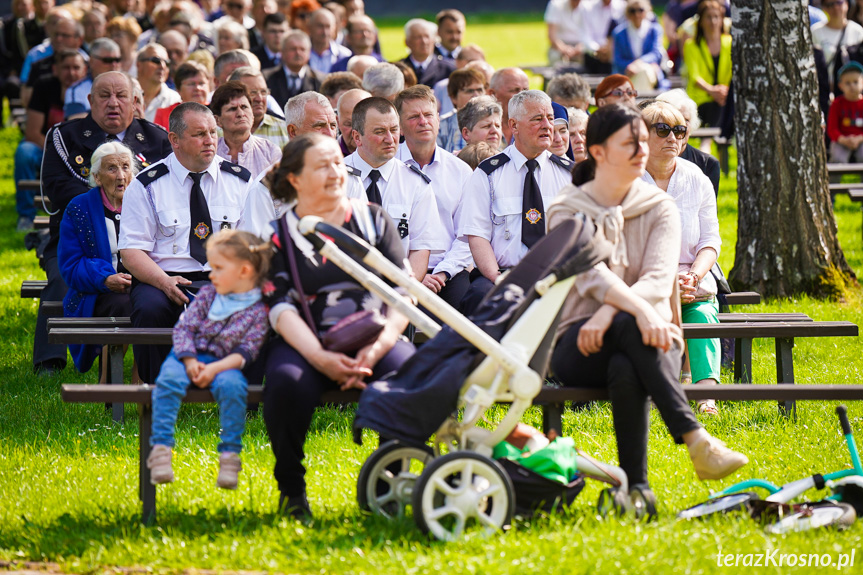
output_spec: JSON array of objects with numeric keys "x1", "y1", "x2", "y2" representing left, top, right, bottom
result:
[{"x1": 278, "y1": 215, "x2": 317, "y2": 334}]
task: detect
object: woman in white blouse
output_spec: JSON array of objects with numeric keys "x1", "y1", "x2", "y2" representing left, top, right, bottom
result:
[{"x1": 641, "y1": 102, "x2": 721, "y2": 414}]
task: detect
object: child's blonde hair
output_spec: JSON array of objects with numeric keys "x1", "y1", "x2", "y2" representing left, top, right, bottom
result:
[{"x1": 206, "y1": 230, "x2": 274, "y2": 286}]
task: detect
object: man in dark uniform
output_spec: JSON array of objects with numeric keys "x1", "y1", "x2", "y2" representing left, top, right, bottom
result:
[
  {"x1": 35, "y1": 71, "x2": 172, "y2": 374},
  {"x1": 119, "y1": 102, "x2": 252, "y2": 383},
  {"x1": 398, "y1": 18, "x2": 454, "y2": 88}
]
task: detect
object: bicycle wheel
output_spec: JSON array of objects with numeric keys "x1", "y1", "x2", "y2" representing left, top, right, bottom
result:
[
  {"x1": 765, "y1": 502, "x2": 857, "y2": 534},
  {"x1": 356, "y1": 440, "x2": 434, "y2": 519},
  {"x1": 677, "y1": 492, "x2": 760, "y2": 520}
]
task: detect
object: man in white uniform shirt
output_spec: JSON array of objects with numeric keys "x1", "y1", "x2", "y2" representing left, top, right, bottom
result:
[
  {"x1": 395, "y1": 85, "x2": 473, "y2": 309},
  {"x1": 458, "y1": 89, "x2": 574, "y2": 314},
  {"x1": 345, "y1": 96, "x2": 445, "y2": 280},
  {"x1": 119, "y1": 102, "x2": 252, "y2": 382}
]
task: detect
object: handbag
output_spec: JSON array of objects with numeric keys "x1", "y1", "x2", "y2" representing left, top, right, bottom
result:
[{"x1": 278, "y1": 211, "x2": 386, "y2": 355}]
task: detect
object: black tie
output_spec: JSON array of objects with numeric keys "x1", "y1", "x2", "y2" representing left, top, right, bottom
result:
[
  {"x1": 366, "y1": 169, "x2": 382, "y2": 204},
  {"x1": 289, "y1": 74, "x2": 300, "y2": 93},
  {"x1": 188, "y1": 172, "x2": 212, "y2": 265},
  {"x1": 521, "y1": 159, "x2": 544, "y2": 248}
]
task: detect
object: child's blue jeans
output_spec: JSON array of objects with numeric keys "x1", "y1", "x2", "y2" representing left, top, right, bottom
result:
[{"x1": 151, "y1": 351, "x2": 248, "y2": 453}]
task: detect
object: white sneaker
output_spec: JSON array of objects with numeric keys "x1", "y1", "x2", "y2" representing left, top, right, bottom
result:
[
  {"x1": 688, "y1": 435, "x2": 749, "y2": 481},
  {"x1": 147, "y1": 444, "x2": 174, "y2": 484},
  {"x1": 217, "y1": 452, "x2": 241, "y2": 489}
]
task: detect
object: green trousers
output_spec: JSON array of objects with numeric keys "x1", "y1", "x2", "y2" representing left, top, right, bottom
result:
[{"x1": 682, "y1": 298, "x2": 720, "y2": 383}]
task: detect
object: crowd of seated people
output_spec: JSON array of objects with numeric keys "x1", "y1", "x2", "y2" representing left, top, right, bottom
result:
[{"x1": 3, "y1": 0, "x2": 751, "y2": 518}]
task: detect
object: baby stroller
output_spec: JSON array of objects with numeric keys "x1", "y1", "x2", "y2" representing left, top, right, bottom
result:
[{"x1": 298, "y1": 213, "x2": 642, "y2": 540}]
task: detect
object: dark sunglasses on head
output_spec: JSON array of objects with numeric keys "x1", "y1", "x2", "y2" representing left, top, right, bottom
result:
[
  {"x1": 96, "y1": 56, "x2": 123, "y2": 64},
  {"x1": 140, "y1": 56, "x2": 167, "y2": 66},
  {"x1": 651, "y1": 122, "x2": 688, "y2": 140}
]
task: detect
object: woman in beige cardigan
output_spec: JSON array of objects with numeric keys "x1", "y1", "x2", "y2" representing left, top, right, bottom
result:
[{"x1": 547, "y1": 104, "x2": 746, "y2": 496}]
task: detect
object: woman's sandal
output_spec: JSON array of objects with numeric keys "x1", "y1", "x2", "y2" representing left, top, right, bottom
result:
[
  {"x1": 697, "y1": 399, "x2": 719, "y2": 416},
  {"x1": 680, "y1": 372, "x2": 692, "y2": 386}
]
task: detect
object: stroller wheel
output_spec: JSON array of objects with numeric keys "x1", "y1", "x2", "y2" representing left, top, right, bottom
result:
[
  {"x1": 677, "y1": 492, "x2": 759, "y2": 520},
  {"x1": 357, "y1": 440, "x2": 434, "y2": 519},
  {"x1": 597, "y1": 487, "x2": 629, "y2": 518},
  {"x1": 412, "y1": 452, "x2": 515, "y2": 541},
  {"x1": 629, "y1": 484, "x2": 657, "y2": 521},
  {"x1": 764, "y1": 502, "x2": 857, "y2": 534}
]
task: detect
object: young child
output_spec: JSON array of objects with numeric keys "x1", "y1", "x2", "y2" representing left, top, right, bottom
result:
[
  {"x1": 147, "y1": 230, "x2": 272, "y2": 489},
  {"x1": 828, "y1": 61, "x2": 863, "y2": 163}
]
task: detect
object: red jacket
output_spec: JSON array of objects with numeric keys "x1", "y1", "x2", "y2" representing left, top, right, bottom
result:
[{"x1": 828, "y1": 95, "x2": 863, "y2": 142}]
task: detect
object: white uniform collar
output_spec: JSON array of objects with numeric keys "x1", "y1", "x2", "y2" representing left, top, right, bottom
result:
[
  {"x1": 350, "y1": 150, "x2": 397, "y2": 182},
  {"x1": 169, "y1": 152, "x2": 221, "y2": 186},
  {"x1": 508, "y1": 143, "x2": 550, "y2": 172}
]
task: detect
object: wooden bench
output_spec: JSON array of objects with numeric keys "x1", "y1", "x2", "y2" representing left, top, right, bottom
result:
[
  {"x1": 34, "y1": 216, "x2": 49, "y2": 229},
  {"x1": 690, "y1": 127, "x2": 731, "y2": 176},
  {"x1": 20, "y1": 280, "x2": 47, "y2": 298},
  {"x1": 828, "y1": 181, "x2": 863, "y2": 242},
  {"x1": 61, "y1": 382, "x2": 863, "y2": 523},
  {"x1": 722, "y1": 292, "x2": 761, "y2": 305}
]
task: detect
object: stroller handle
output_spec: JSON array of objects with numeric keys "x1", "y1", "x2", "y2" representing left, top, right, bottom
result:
[{"x1": 298, "y1": 217, "x2": 371, "y2": 260}]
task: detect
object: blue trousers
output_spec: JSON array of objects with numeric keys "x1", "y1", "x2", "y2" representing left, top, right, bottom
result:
[
  {"x1": 14, "y1": 140, "x2": 42, "y2": 220},
  {"x1": 151, "y1": 351, "x2": 248, "y2": 453}
]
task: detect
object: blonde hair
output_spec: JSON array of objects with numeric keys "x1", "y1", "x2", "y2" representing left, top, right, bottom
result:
[
  {"x1": 640, "y1": 101, "x2": 686, "y2": 128},
  {"x1": 206, "y1": 229, "x2": 273, "y2": 285},
  {"x1": 457, "y1": 142, "x2": 496, "y2": 171}
]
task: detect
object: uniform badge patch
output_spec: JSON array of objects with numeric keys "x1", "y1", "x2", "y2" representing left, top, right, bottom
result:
[
  {"x1": 231, "y1": 166, "x2": 240, "y2": 172},
  {"x1": 525, "y1": 208, "x2": 542, "y2": 224},
  {"x1": 194, "y1": 222, "x2": 211, "y2": 239},
  {"x1": 491, "y1": 159, "x2": 499, "y2": 165},
  {"x1": 75, "y1": 155, "x2": 83, "y2": 164},
  {"x1": 148, "y1": 170, "x2": 157, "y2": 177},
  {"x1": 136, "y1": 133, "x2": 145, "y2": 142},
  {"x1": 83, "y1": 130, "x2": 92, "y2": 137},
  {"x1": 81, "y1": 167, "x2": 90, "y2": 177},
  {"x1": 398, "y1": 217, "x2": 409, "y2": 239}
]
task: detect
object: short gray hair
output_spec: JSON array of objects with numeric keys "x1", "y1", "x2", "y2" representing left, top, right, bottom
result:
[
  {"x1": 217, "y1": 19, "x2": 250, "y2": 51},
  {"x1": 228, "y1": 66, "x2": 263, "y2": 81},
  {"x1": 404, "y1": 18, "x2": 436, "y2": 38},
  {"x1": 567, "y1": 107, "x2": 589, "y2": 128},
  {"x1": 169, "y1": 101, "x2": 213, "y2": 136},
  {"x1": 213, "y1": 50, "x2": 251, "y2": 80},
  {"x1": 509, "y1": 90, "x2": 551, "y2": 122},
  {"x1": 90, "y1": 37, "x2": 121, "y2": 57},
  {"x1": 547, "y1": 73, "x2": 591, "y2": 105},
  {"x1": 284, "y1": 91, "x2": 332, "y2": 129},
  {"x1": 282, "y1": 29, "x2": 311, "y2": 50},
  {"x1": 362, "y1": 62, "x2": 404, "y2": 98},
  {"x1": 89, "y1": 141, "x2": 138, "y2": 187},
  {"x1": 655, "y1": 88, "x2": 701, "y2": 131},
  {"x1": 457, "y1": 95, "x2": 502, "y2": 132}
]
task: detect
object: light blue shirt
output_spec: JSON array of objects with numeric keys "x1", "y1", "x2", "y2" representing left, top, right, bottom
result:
[{"x1": 308, "y1": 41, "x2": 352, "y2": 75}]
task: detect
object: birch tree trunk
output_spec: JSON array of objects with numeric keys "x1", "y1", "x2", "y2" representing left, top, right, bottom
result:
[{"x1": 729, "y1": 0, "x2": 855, "y2": 297}]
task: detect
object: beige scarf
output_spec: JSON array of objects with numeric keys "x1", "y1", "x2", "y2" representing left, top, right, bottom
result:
[{"x1": 548, "y1": 179, "x2": 673, "y2": 268}]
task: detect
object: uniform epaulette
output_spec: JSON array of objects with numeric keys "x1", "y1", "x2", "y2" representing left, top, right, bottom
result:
[
  {"x1": 137, "y1": 162, "x2": 170, "y2": 186},
  {"x1": 407, "y1": 163, "x2": 431, "y2": 184},
  {"x1": 346, "y1": 164, "x2": 362, "y2": 178},
  {"x1": 220, "y1": 160, "x2": 251, "y2": 182},
  {"x1": 479, "y1": 153, "x2": 510, "y2": 175},
  {"x1": 549, "y1": 153, "x2": 574, "y2": 171}
]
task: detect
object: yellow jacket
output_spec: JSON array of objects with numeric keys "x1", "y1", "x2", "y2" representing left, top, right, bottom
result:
[{"x1": 683, "y1": 35, "x2": 732, "y2": 106}]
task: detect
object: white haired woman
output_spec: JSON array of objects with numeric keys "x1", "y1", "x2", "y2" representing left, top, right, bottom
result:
[
  {"x1": 58, "y1": 141, "x2": 137, "y2": 375},
  {"x1": 641, "y1": 101, "x2": 721, "y2": 414}
]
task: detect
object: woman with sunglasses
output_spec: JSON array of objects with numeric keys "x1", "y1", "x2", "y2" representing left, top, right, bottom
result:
[
  {"x1": 641, "y1": 101, "x2": 721, "y2": 415},
  {"x1": 594, "y1": 74, "x2": 638, "y2": 108},
  {"x1": 547, "y1": 104, "x2": 746, "y2": 501},
  {"x1": 611, "y1": 0, "x2": 668, "y2": 92},
  {"x1": 682, "y1": 0, "x2": 731, "y2": 128}
]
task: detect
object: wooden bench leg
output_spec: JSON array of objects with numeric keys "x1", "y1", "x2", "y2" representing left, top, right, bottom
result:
[
  {"x1": 139, "y1": 402, "x2": 156, "y2": 523},
  {"x1": 776, "y1": 337, "x2": 796, "y2": 418},
  {"x1": 108, "y1": 344, "x2": 125, "y2": 423},
  {"x1": 542, "y1": 403, "x2": 563, "y2": 436},
  {"x1": 733, "y1": 338, "x2": 753, "y2": 383}
]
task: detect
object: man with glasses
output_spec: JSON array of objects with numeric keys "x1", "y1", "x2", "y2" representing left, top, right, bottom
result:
[
  {"x1": 137, "y1": 44, "x2": 182, "y2": 122},
  {"x1": 229, "y1": 66, "x2": 289, "y2": 149},
  {"x1": 251, "y1": 12, "x2": 288, "y2": 69},
  {"x1": 63, "y1": 37, "x2": 125, "y2": 120}
]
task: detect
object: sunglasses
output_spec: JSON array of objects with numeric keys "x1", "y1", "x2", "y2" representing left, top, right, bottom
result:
[
  {"x1": 627, "y1": 7, "x2": 646, "y2": 14},
  {"x1": 651, "y1": 122, "x2": 688, "y2": 140},
  {"x1": 96, "y1": 56, "x2": 123, "y2": 64},
  {"x1": 140, "y1": 56, "x2": 168, "y2": 66}
]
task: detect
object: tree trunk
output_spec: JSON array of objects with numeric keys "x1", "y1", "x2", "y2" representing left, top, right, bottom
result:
[{"x1": 729, "y1": 0, "x2": 855, "y2": 297}]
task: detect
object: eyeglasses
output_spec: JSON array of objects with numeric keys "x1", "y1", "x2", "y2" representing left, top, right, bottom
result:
[
  {"x1": 651, "y1": 122, "x2": 688, "y2": 140},
  {"x1": 248, "y1": 89, "x2": 270, "y2": 98},
  {"x1": 627, "y1": 7, "x2": 646, "y2": 14},
  {"x1": 459, "y1": 86, "x2": 485, "y2": 96},
  {"x1": 96, "y1": 56, "x2": 123, "y2": 64},
  {"x1": 140, "y1": 56, "x2": 168, "y2": 66},
  {"x1": 603, "y1": 88, "x2": 637, "y2": 99},
  {"x1": 295, "y1": 11, "x2": 310, "y2": 20}
]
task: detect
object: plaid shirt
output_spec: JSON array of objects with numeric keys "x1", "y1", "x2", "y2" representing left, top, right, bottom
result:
[
  {"x1": 254, "y1": 113, "x2": 289, "y2": 151},
  {"x1": 436, "y1": 110, "x2": 465, "y2": 154}
]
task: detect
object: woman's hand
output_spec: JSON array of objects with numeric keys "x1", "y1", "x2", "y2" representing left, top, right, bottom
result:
[
  {"x1": 104, "y1": 273, "x2": 132, "y2": 293},
  {"x1": 635, "y1": 307, "x2": 678, "y2": 352},
  {"x1": 341, "y1": 328, "x2": 399, "y2": 390},
  {"x1": 309, "y1": 348, "x2": 372, "y2": 387},
  {"x1": 678, "y1": 271, "x2": 697, "y2": 304},
  {"x1": 577, "y1": 305, "x2": 616, "y2": 356},
  {"x1": 710, "y1": 84, "x2": 729, "y2": 106}
]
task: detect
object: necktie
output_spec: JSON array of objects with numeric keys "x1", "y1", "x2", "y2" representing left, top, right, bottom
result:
[
  {"x1": 521, "y1": 159, "x2": 545, "y2": 248},
  {"x1": 366, "y1": 169, "x2": 382, "y2": 204},
  {"x1": 188, "y1": 172, "x2": 212, "y2": 265},
  {"x1": 289, "y1": 74, "x2": 300, "y2": 93}
]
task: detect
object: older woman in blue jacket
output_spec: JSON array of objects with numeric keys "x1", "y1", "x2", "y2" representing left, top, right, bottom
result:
[
  {"x1": 612, "y1": 0, "x2": 669, "y2": 91},
  {"x1": 58, "y1": 142, "x2": 138, "y2": 374}
]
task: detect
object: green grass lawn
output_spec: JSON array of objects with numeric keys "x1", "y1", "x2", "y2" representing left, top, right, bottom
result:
[{"x1": 3, "y1": 17, "x2": 863, "y2": 574}]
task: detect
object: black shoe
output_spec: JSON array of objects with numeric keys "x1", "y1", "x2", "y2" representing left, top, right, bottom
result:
[
  {"x1": 34, "y1": 359, "x2": 66, "y2": 376},
  {"x1": 279, "y1": 492, "x2": 313, "y2": 522}
]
